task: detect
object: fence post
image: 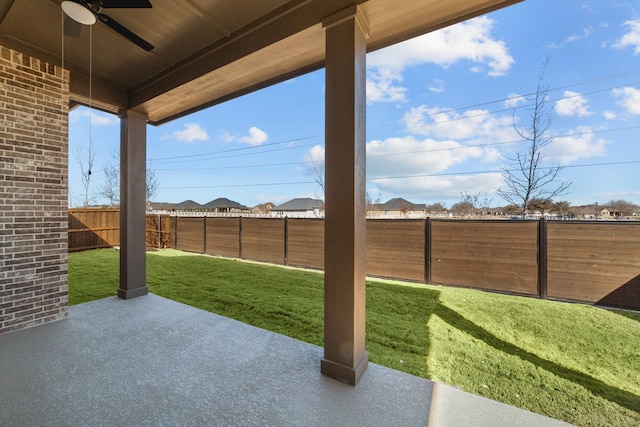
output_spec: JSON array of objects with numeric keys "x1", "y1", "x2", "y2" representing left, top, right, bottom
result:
[
  {"x1": 538, "y1": 218, "x2": 548, "y2": 299},
  {"x1": 203, "y1": 216, "x2": 207, "y2": 255},
  {"x1": 238, "y1": 216, "x2": 243, "y2": 259},
  {"x1": 157, "y1": 214, "x2": 162, "y2": 249},
  {"x1": 284, "y1": 216, "x2": 289, "y2": 266},
  {"x1": 425, "y1": 218, "x2": 432, "y2": 284},
  {"x1": 173, "y1": 215, "x2": 178, "y2": 249}
]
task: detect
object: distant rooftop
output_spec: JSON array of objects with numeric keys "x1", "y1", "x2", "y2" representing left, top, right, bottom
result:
[
  {"x1": 202, "y1": 198, "x2": 249, "y2": 210},
  {"x1": 380, "y1": 198, "x2": 425, "y2": 211},
  {"x1": 274, "y1": 198, "x2": 324, "y2": 211}
]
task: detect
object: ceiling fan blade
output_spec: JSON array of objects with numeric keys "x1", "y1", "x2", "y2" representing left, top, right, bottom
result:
[
  {"x1": 97, "y1": 12, "x2": 154, "y2": 51},
  {"x1": 99, "y1": 0, "x2": 152, "y2": 8},
  {"x1": 63, "y1": 14, "x2": 83, "y2": 38}
]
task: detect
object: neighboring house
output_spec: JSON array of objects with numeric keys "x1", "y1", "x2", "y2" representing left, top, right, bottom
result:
[
  {"x1": 252, "y1": 202, "x2": 275, "y2": 215},
  {"x1": 148, "y1": 200, "x2": 204, "y2": 212},
  {"x1": 272, "y1": 198, "x2": 324, "y2": 218},
  {"x1": 172, "y1": 200, "x2": 204, "y2": 211},
  {"x1": 202, "y1": 198, "x2": 250, "y2": 213},
  {"x1": 569, "y1": 205, "x2": 592, "y2": 219},
  {"x1": 375, "y1": 198, "x2": 426, "y2": 218},
  {"x1": 572, "y1": 205, "x2": 622, "y2": 220},
  {"x1": 149, "y1": 198, "x2": 250, "y2": 215}
]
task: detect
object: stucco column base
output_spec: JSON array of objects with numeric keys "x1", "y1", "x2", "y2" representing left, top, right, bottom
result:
[{"x1": 321, "y1": 351, "x2": 368, "y2": 385}]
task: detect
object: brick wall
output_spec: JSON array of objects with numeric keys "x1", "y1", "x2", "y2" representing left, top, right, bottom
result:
[{"x1": 0, "y1": 45, "x2": 69, "y2": 334}]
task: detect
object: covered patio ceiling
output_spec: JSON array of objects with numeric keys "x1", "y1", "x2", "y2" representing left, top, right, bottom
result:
[{"x1": 0, "y1": 0, "x2": 520, "y2": 125}]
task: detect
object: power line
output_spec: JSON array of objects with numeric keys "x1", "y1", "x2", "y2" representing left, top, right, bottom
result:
[
  {"x1": 149, "y1": 135, "x2": 322, "y2": 162},
  {"x1": 368, "y1": 160, "x2": 640, "y2": 181},
  {"x1": 147, "y1": 83, "x2": 640, "y2": 168},
  {"x1": 374, "y1": 68, "x2": 640, "y2": 130},
  {"x1": 150, "y1": 140, "x2": 319, "y2": 165},
  {"x1": 156, "y1": 160, "x2": 640, "y2": 191},
  {"x1": 152, "y1": 124, "x2": 640, "y2": 172},
  {"x1": 160, "y1": 180, "x2": 316, "y2": 190},
  {"x1": 146, "y1": 69, "x2": 640, "y2": 166}
]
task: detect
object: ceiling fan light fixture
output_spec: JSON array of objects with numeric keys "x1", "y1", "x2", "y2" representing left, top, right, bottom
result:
[{"x1": 61, "y1": 1, "x2": 96, "y2": 26}]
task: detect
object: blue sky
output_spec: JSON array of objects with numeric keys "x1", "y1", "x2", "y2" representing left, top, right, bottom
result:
[{"x1": 68, "y1": 0, "x2": 640, "y2": 208}]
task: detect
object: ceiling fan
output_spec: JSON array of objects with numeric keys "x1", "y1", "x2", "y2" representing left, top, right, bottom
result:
[{"x1": 62, "y1": 0, "x2": 154, "y2": 51}]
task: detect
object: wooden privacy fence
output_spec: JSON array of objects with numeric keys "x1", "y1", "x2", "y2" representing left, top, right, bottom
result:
[
  {"x1": 68, "y1": 209, "x2": 120, "y2": 251},
  {"x1": 173, "y1": 216, "x2": 640, "y2": 310},
  {"x1": 68, "y1": 210, "x2": 640, "y2": 311},
  {"x1": 68, "y1": 209, "x2": 172, "y2": 251}
]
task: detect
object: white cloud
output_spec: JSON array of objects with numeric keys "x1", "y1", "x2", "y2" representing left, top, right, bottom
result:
[
  {"x1": 612, "y1": 86, "x2": 640, "y2": 115},
  {"x1": 302, "y1": 144, "x2": 325, "y2": 173},
  {"x1": 566, "y1": 27, "x2": 593, "y2": 43},
  {"x1": 554, "y1": 91, "x2": 592, "y2": 117},
  {"x1": 549, "y1": 26, "x2": 594, "y2": 49},
  {"x1": 219, "y1": 126, "x2": 269, "y2": 146},
  {"x1": 504, "y1": 93, "x2": 526, "y2": 108},
  {"x1": 366, "y1": 69, "x2": 407, "y2": 103},
  {"x1": 303, "y1": 138, "x2": 502, "y2": 201},
  {"x1": 604, "y1": 111, "x2": 617, "y2": 120},
  {"x1": 69, "y1": 109, "x2": 118, "y2": 126},
  {"x1": 427, "y1": 79, "x2": 445, "y2": 94},
  {"x1": 219, "y1": 131, "x2": 235, "y2": 143},
  {"x1": 173, "y1": 123, "x2": 209, "y2": 143},
  {"x1": 545, "y1": 127, "x2": 609, "y2": 163},
  {"x1": 402, "y1": 105, "x2": 515, "y2": 143},
  {"x1": 303, "y1": 144, "x2": 325, "y2": 164},
  {"x1": 366, "y1": 136, "x2": 484, "y2": 178},
  {"x1": 367, "y1": 16, "x2": 513, "y2": 103},
  {"x1": 613, "y1": 20, "x2": 640, "y2": 54},
  {"x1": 237, "y1": 126, "x2": 268, "y2": 146},
  {"x1": 370, "y1": 173, "x2": 503, "y2": 202}
]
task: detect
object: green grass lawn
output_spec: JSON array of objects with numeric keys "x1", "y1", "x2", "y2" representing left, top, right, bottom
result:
[{"x1": 69, "y1": 248, "x2": 640, "y2": 427}]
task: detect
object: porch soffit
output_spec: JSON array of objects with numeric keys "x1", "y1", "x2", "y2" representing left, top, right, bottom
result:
[{"x1": 0, "y1": 0, "x2": 522, "y2": 125}]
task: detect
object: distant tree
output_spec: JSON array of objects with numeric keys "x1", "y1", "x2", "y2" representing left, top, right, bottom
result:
[
  {"x1": 453, "y1": 191, "x2": 492, "y2": 217},
  {"x1": 552, "y1": 200, "x2": 571, "y2": 216},
  {"x1": 146, "y1": 165, "x2": 160, "y2": 206},
  {"x1": 74, "y1": 143, "x2": 96, "y2": 207},
  {"x1": 96, "y1": 150, "x2": 160, "y2": 207},
  {"x1": 502, "y1": 204, "x2": 521, "y2": 215},
  {"x1": 366, "y1": 191, "x2": 382, "y2": 217},
  {"x1": 528, "y1": 197, "x2": 554, "y2": 214},
  {"x1": 98, "y1": 162, "x2": 119, "y2": 207},
  {"x1": 497, "y1": 57, "x2": 572, "y2": 216},
  {"x1": 606, "y1": 199, "x2": 638, "y2": 217},
  {"x1": 450, "y1": 201, "x2": 474, "y2": 217},
  {"x1": 312, "y1": 164, "x2": 325, "y2": 202},
  {"x1": 425, "y1": 202, "x2": 447, "y2": 213}
]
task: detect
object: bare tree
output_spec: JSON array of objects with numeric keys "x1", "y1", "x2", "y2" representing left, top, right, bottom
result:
[
  {"x1": 366, "y1": 191, "x2": 382, "y2": 217},
  {"x1": 450, "y1": 201, "x2": 475, "y2": 218},
  {"x1": 606, "y1": 199, "x2": 638, "y2": 218},
  {"x1": 96, "y1": 149, "x2": 160, "y2": 208},
  {"x1": 498, "y1": 57, "x2": 571, "y2": 216},
  {"x1": 74, "y1": 143, "x2": 96, "y2": 207},
  {"x1": 452, "y1": 191, "x2": 492, "y2": 217},
  {"x1": 425, "y1": 202, "x2": 447, "y2": 213},
  {"x1": 312, "y1": 164, "x2": 325, "y2": 201},
  {"x1": 98, "y1": 162, "x2": 119, "y2": 207},
  {"x1": 146, "y1": 165, "x2": 160, "y2": 206}
]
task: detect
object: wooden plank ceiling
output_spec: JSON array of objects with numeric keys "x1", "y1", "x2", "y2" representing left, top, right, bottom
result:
[{"x1": 0, "y1": 0, "x2": 521, "y2": 125}]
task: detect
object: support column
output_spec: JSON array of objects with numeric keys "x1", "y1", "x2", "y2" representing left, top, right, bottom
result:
[
  {"x1": 321, "y1": 6, "x2": 369, "y2": 385},
  {"x1": 118, "y1": 110, "x2": 149, "y2": 299}
]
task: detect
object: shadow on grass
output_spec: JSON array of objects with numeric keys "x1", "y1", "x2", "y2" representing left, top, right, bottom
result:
[
  {"x1": 433, "y1": 302, "x2": 640, "y2": 413},
  {"x1": 605, "y1": 307, "x2": 640, "y2": 323}
]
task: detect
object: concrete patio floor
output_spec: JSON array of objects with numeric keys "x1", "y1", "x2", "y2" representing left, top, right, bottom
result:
[{"x1": 0, "y1": 294, "x2": 570, "y2": 426}]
